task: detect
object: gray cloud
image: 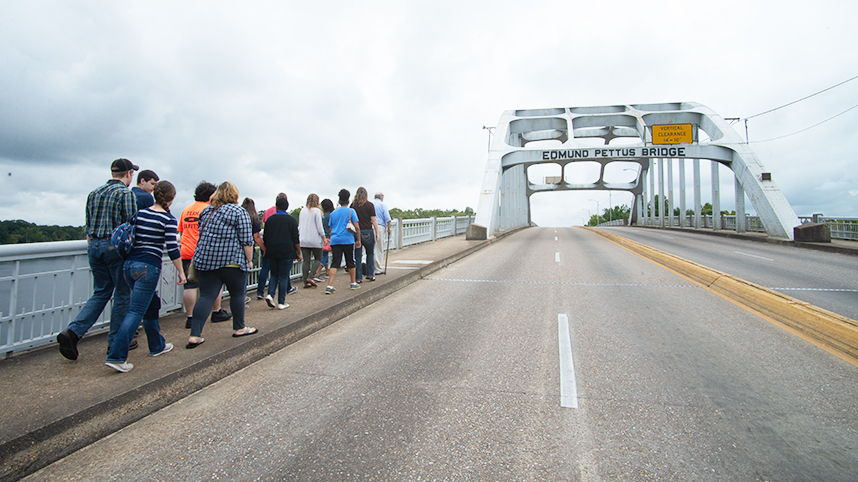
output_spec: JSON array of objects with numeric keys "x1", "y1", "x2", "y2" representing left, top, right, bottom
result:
[{"x1": 1, "y1": 0, "x2": 857, "y2": 227}]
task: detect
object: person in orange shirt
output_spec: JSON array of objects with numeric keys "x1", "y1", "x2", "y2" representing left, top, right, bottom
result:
[{"x1": 177, "y1": 181, "x2": 231, "y2": 328}]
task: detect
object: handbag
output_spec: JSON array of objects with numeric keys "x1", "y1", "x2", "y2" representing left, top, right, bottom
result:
[
  {"x1": 322, "y1": 238, "x2": 331, "y2": 253},
  {"x1": 187, "y1": 260, "x2": 199, "y2": 283}
]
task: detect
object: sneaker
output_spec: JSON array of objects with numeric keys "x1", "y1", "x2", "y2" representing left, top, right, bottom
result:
[
  {"x1": 150, "y1": 342, "x2": 174, "y2": 357},
  {"x1": 265, "y1": 294, "x2": 276, "y2": 308},
  {"x1": 256, "y1": 295, "x2": 264, "y2": 300},
  {"x1": 313, "y1": 276, "x2": 324, "y2": 283},
  {"x1": 57, "y1": 329, "x2": 80, "y2": 360},
  {"x1": 185, "y1": 317, "x2": 193, "y2": 329},
  {"x1": 287, "y1": 286, "x2": 297, "y2": 295},
  {"x1": 105, "y1": 361, "x2": 134, "y2": 373},
  {"x1": 277, "y1": 303, "x2": 289, "y2": 310},
  {"x1": 211, "y1": 309, "x2": 232, "y2": 323},
  {"x1": 350, "y1": 283, "x2": 361, "y2": 290},
  {"x1": 325, "y1": 286, "x2": 335, "y2": 294}
]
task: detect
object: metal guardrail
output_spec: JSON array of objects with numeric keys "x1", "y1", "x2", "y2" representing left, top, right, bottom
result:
[
  {"x1": 817, "y1": 217, "x2": 858, "y2": 241},
  {"x1": 615, "y1": 214, "x2": 857, "y2": 240},
  {"x1": 0, "y1": 215, "x2": 472, "y2": 355}
]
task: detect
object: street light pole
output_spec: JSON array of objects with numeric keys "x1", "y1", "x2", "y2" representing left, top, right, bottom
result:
[
  {"x1": 482, "y1": 126, "x2": 495, "y2": 153},
  {"x1": 621, "y1": 168, "x2": 639, "y2": 225},
  {"x1": 608, "y1": 191, "x2": 612, "y2": 223},
  {"x1": 589, "y1": 199, "x2": 600, "y2": 226}
]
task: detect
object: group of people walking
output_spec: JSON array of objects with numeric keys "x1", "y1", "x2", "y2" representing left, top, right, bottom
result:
[{"x1": 57, "y1": 158, "x2": 392, "y2": 373}]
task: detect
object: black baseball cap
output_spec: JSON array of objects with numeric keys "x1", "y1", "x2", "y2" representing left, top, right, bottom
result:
[{"x1": 111, "y1": 158, "x2": 139, "y2": 172}]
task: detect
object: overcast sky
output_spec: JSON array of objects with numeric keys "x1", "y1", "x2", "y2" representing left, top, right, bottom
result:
[{"x1": 1, "y1": 1, "x2": 856, "y2": 227}]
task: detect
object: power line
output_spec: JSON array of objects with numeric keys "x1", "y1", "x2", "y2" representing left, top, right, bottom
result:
[
  {"x1": 746, "y1": 74, "x2": 858, "y2": 119},
  {"x1": 750, "y1": 102, "x2": 858, "y2": 143}
]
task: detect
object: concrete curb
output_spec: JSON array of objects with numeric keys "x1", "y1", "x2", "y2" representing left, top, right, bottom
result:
[
  {"x1": 584, "y1": 227, "x2": 858, "y2": 361},
  {"x1": 0, "y1": 227, "x2": 527, "y2": 482}
]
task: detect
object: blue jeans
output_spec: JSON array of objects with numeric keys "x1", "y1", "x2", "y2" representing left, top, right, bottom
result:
[
  {"x1": 67, "y1": 238, "x2": 130, "y2": 346},
  {"x1": 256, "y1": 255, "x2": 270, "y2": 298},
  {"x1": 355, "y1": 231, "x2": 375, "y2": 281},
  {"x1": 268, "y1": 257, "x2": 294, "y2": 304},
  {"x1": 106, "y1": 260, "x2": 165, "y2": 363}
]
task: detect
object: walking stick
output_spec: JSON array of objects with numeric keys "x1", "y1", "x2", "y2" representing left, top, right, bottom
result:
[{"x1": 384, "y1": 227, "x2": 391, "y2": 274}]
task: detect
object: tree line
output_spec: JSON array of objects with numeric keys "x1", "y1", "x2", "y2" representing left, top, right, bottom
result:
[
  {"x1": 2, "y1": 207, "x2": 478, "y2": 244},
  {"x1": 0, "y1": 220, "x2": 85, "y2": 244},
  {"x1": 388, "y1": 207, "x2": 475, "y2": 219},
  {"x1": 587, "y1": 196, "x2": 739, "y2": 226}
]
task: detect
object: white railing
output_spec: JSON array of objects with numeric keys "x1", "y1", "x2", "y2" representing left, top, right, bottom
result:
[
  {"x1": 631, "y1": 214, "x2": 857, "y2": 240},
  {"x1": 817, "y1": 217, "x2": 858, "y2": 241},
  {"x1": 0, "y1": 215, "x2": 472, "y2": 355},
  {"x1": 0, "y1": 242, "x2": 184, "y2": 356}
]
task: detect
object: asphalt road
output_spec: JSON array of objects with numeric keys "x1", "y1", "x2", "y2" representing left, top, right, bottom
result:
[
  {"x1": 597, "y1": 226, "x2": 858, "y2": 321},
  {"x1": 26, "y1": 227, "x2": 858, "y2": 481}
]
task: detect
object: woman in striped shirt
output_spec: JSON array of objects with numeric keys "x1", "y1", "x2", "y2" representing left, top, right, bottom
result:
[{"x1": 105, "y1": 181, "x2": 186, "y2": 373}]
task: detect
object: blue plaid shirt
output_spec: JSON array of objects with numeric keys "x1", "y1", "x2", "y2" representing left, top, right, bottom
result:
[
  {"x1": 85, "y1": 179, "x2": 137, "y2": 239},
  {"x1": 192, "y1": 203, "x2": 254, "y2": 272}
]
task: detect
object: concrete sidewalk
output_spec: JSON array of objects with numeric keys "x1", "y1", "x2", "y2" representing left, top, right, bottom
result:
[{"x1": 0, "y1": 230, "x2": 522, "y2": 481}]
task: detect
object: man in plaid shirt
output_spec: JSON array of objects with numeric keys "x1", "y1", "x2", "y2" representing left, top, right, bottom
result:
[{"x1": 57, "y1": 158, "x2": 139, "y2": 360}]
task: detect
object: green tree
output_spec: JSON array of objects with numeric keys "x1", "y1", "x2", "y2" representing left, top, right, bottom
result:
[
  {"x1": 0, "y1": 220, "x2": 84, "y2": 244},
  {"x1": 646, "y1": 195, "x2": 671, "y2": 216}
]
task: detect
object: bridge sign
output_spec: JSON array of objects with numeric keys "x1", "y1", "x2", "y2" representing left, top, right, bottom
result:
[{"x1": 652, "y1": 124, "x2": 693, "y2": 145}]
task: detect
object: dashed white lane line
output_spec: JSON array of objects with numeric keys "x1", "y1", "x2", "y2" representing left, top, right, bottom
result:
[
  {"x1": 558, "y1": 314, "x2": 579, "y2": 409},
  {"x1": 555, "y1": 252, "x2": 561, "y2": 263},
  {"x1": 733, "y1": 251, "x2": 774, "y2": 261},
  {"x1": 555, "y1": 236, "x2": 558, "y2": 241}
]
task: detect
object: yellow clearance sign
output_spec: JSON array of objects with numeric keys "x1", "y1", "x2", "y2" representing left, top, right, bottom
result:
[{"x1": 652, "y1": 124, "x2": 693, "y2": 145}]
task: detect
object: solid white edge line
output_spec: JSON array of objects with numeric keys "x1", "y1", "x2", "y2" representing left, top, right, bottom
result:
[
  {"x1": 558, "y1": 314, "x2": 579, "y2": 409},
  {"x1": 555, "y1": 252, "x2": 561, "y2": 263}
]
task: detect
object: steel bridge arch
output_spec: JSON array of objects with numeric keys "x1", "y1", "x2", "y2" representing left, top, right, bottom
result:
[{"x1": 474, "y1": 102, "x2": 800, "y2": 239}]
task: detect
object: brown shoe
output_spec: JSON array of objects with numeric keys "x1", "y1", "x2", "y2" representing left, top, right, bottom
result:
[{"x1": 304, "y1": 279, "x2": 317, "y2": 288}]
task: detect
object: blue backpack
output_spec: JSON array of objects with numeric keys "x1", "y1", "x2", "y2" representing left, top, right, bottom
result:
[{"x1": 111, "y1": 213, "x2": 138, "y2": 258}]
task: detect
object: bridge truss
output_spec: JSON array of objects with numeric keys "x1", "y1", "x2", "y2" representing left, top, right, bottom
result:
[{"x1": 474, "y1": 102, "x2": 800, "y2": 240}]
